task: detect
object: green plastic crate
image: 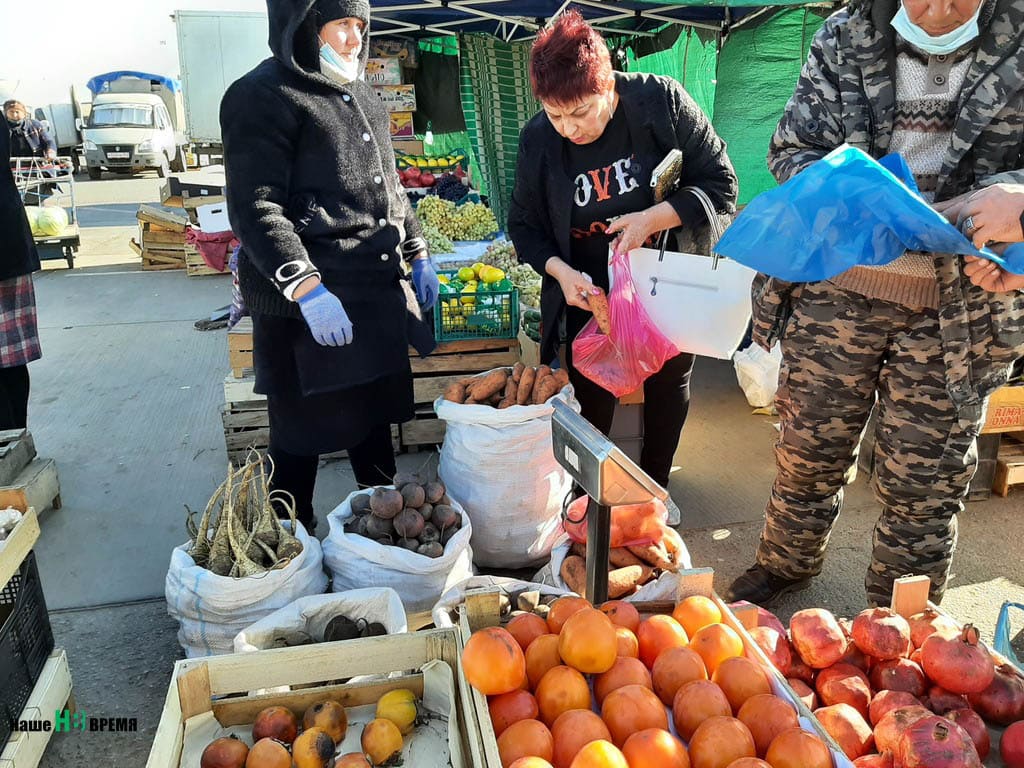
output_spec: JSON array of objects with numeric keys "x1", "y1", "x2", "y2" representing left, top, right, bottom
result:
[{"x1": 435, "y1": 269, "x2": 520, "y2": 342}]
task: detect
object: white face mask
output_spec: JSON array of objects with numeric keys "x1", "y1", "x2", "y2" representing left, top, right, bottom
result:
[
  {"x1": 890, "y1": 2, "x2": 983, "y2": 55},
  {"x1": 319, "y1": 38, "x2": 360, "y2": 84}
]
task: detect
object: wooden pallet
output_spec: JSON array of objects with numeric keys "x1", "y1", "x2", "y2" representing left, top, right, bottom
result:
[
  {"x1": 228, "y1": 316, "x2": 253, "y2": 378},
  {"x1": 993, "y1": 432, "x2": 1024, "y2": 497},
  {"x1": 185, "y1": 248, "x2": 228, "y2": 277}
]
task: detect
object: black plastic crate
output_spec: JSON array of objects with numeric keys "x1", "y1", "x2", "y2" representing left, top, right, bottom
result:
[{"x1": 0, "y1": 551, "x2": 54, "y2": 745}]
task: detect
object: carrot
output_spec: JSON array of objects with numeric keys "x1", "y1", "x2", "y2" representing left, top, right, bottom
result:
[
  {"x1": 607, "y1": 565, "x2": 653, "y2": 599},
  {"x1": 589, "y1": 288, "x2": 611, "y2": 334},
  {"x1": 443, "y1": 382, "x2": 467, "y2": 404},
  {"x1": 517, "y1": 367, "x2": 536, "y2": 405},
  {"x1": 560, "y1": 555, "x2": 588, "y2": 596}
]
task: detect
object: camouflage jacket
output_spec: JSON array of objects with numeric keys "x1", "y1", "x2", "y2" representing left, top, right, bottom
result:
[{"x1": 756, "y1": 0, "x2": 1024, "y2": 409}]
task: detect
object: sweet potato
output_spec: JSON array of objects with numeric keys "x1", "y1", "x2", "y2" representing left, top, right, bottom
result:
[
  {"x1": 659, "y1": 525, "x2": 686, "y2": 571},
  {"x1": 570, "y1": 541, "x2": 588, "y2": 559},
  {"x1": 466, "y1": 370, "x2": 507, "y2": 401},
  {"x1": 627, "y1": 541, "x2": 674, "y2": 571},
  {"x1": 512, "y1": 362, "x2": 526, "y2": 383},
  {"x1": 608, "y1": 565, "x2": 653, "y2": 599},
  {"x1": 533, "y1": 375, "x2": 560, "y2": 404},
  {"x1": 488, "y1": 390, "x2": 504, "y2": 406},
  {"x1": 552, "y1": 369, "x2": 570, "y2": 389},
  {"x1": 589, "y1": 288, "x2": 611, "y2": 334},
  {"x1": 517, "y1": 367, "x2": 536, "y2": 405},
  {"x1": 560, "y1": 554, "x2": 587, "y2": 595},
  {"x1": 443, "y1": 382, "x2": 466, "y2": 404},
  {"x1": 497, "y1": 398, "x2": 514, "y2": 409},
  {"x1": 537, "y1": 365, "x2": 552, "y2": 381},
  {"x1": 503, "y1": 377, "x2": 518, "y2": 404},
  {"x1": 609, "y1": 547, "x2": 647, "y2": 569}
]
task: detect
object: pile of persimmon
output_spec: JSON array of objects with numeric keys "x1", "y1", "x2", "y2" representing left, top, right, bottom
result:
[{"x1": 461, "y1": 595, "x2": 832, "y2": 768}]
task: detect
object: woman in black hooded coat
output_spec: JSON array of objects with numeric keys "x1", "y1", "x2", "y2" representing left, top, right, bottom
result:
[{"x1": 221, "y1": 0, "x2": 438, "y2": 532}]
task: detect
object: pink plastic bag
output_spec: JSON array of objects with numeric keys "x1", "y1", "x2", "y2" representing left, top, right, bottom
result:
[{"x1": 571, "y1": 249, "x2": 679, "y2": 397}]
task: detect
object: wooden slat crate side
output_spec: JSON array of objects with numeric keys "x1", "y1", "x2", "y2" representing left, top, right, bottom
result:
[
  {"x1": 410, "y1": 348, "x2": 519, "y2": 376},
  {"x1": 137, "y1": 204, "x2": 189, "y2": 232},
  {"x1": 413, "y1": 374, "x2": 465, "y2": 405},
  {"x1": 185, "y1": 250, "x2": 228, "y2": 277},
  {"x1": 401, "y1": 418, "x2": 446, "y2": 448},
  {"x1": 142, "y1": 229, "x2": 188, "y2": 246}
]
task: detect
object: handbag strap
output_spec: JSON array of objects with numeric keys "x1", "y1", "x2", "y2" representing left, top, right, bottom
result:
[{"x1": 656, "y1": 186, "x2": 727, "y2": 268}]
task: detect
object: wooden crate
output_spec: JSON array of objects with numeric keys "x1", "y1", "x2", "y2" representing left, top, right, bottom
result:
[
  {"x1": 185, "y1": 248, "x2": 228, "y2": 277},
  {"x1": 0, "y1": 506, "x2": 39, "y2": 590},
  {"x1": 135, "y1": 207, "x2": 192, "y2": 271},
  {"x1": 228, "y1": 316, "x2": 253, "y2": 378},
  {"x1": 993, "y1": 432, "x2": 1024, "y2": 497},
  {"x1": 983, "y1": 384, "x2": 1024, "y2": 434},
  {"x1": 146, "y1": 629, "x2": 477, "y2": 768}
]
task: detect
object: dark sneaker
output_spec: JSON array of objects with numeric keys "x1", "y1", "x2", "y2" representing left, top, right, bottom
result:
[{"x1": 724, "y1": 563, "x2": 812, "y2": 606}]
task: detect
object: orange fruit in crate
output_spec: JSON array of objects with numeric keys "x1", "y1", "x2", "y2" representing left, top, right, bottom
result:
[
  {"x1": 551, "y1": 709, "x2": 612, "y2": 768},
  {"x1": 689, "y1": 623, "x2": 744, "y2": 676},
  {"x1": 722, "y1": 760, "x2": 771, "y2": 768},
  {"x1": 637, "y1": 615, "x2": 689, "y2": 669},
  {"x1": 569, "y1": 740, "x2": 628, "y2": 768},
  {"x1": 621, "y1": 728, "x2": 691, "y2": 768},
  {"x1": 508, "y1": 613, "x2": 550, "y2": 651},
  {"x1": 509, "y1": 759, "x2": 555, "y2": 768},
  {"x1": 671, "y1": 680, "x2": 731, "y2": 741},
  {"x1": 536, "y1": 665, "x2": 591, "y2": 726},
  {"x1": 672, "y1": 596, "x2": 723, "y2": 637},
  {"x1": 615, "y1": 627, "x2": 639, "y2": 658},
  {"x1": 600, "y1": 600, "x2": 641, "y2": 633},
  {"x1": 526, "y1": 634, "x2": 563, "y2": 691},
  {"x1": 498, "y1": 719, "x2": 554, "y2": 768},
  {"x1": 712, "y1": 656, "x2": 772, "y2": 714},
  {"x1": 547, "y1": 596, "x2": 591, "y2": 634},
  {"x1": 737, "y1": 694, "x2": 799, "y2": 757},
  {"x1": 763, "y1": 728, "x2": 832, "y2": 768},
  {"x1": 652, "y1": 645, "x2": 708, "y2": 706},
  {"x1": 594, "y1": 656, "x2": 653, "y2": 706},
  {"x1": 463, "y1": 626, "x2": 527, "y2": 695},
  {"x1": 559, "y1": 608, "x2": 617, "y2": 674},
  {"x1": 600, "y1": 684, "x2": 669, "y2": 747},
  {"x1": 688, "y1": 716, "x2": 756, "y2": 768},
  {"x1": 490, "y1": 689, "x2": 540, "y2": 737}
]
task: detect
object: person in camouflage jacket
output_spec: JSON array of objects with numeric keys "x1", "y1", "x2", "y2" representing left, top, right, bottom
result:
[{"x1": 729, "y1": 0, "x2": 1024, "y2": 607}]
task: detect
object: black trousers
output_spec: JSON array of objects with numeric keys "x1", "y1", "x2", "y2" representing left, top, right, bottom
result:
[
  {"x1": 268, "y1": 423, "x2": 397, "y2": 531},
  {"x1": 0, "y1": 365, "x2": 30, "y2": 431},
  {"x1": 565, "y1": 339, "x2": 695, "y2": 488}
]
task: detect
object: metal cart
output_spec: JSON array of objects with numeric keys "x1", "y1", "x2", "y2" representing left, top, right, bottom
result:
[{"x1": 10, "y1": 157, "x2": 80, "y2": 269}]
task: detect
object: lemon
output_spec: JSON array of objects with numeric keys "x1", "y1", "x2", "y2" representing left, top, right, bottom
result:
[
  {"x1": 472, "y1": 262, "x2": 486, "y2": 277},
  {"x1": 457, "y1": 267, "x2": 476, "y2": 282},
  {"x1": 438, "y1": 274, "x2": 450, "y2": 285},
  {"x1": 480, "y1": 266, "x2": 505, "y2": 284},
  {"x1": 376, "y1": 689, "x2": 418, "y2": 735}
]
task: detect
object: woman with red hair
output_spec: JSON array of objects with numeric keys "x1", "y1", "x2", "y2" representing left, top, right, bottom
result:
[{"x1": 508, "y1": 11, "x2": 737, "y2": 508}]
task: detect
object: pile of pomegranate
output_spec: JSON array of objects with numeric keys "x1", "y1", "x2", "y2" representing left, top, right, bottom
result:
[{"x1": 744, "y1": 604, "x2": 1024, "y2": 767}]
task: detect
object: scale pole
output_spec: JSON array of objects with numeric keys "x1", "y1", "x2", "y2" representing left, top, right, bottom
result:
[{"x1": 585, "y1": 499, "x2": 612, "y2": 604}]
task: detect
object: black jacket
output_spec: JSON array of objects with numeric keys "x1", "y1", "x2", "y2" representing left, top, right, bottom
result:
[
  {"x1": 221, "y1": 0, "x2": 433, "y2": 396},
  {"x1": 0, "y1": 125, "x2": 41, "y2": 281},
  {"x1": 508, "y1": 72, "x2": 738, "y2": 364}
]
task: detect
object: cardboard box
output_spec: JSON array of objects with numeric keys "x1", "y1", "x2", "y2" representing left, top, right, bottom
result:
[
  {"x1": 375, "y1": 84, "x2": 417, "y2": 112},
  {"x1": 166, "y1": 166, "x2": 226, "y2": 199},
  {"x1": 389, "y1": 111, "x2": 415, "y2": 138},
  {"x1": 366, "y1": 57, "x2": 402, "y2": 85},
  {"x1": 392, "y1": 139, "x2": 425, "y2": 154},
  {"x1": 982, "y1": 384, "x2": 1024, "y2": 433}
]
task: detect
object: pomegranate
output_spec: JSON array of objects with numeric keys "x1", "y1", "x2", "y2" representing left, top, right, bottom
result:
[
  {"x1": 1001, "y1": 719, "x2": 1024, "y2": 768},
  {"x1": 788, "y1": 655, "x2": 816, "y2": 685},
  {"x1": 852, "y1": 608, "x2": 912, "y2": 661},
  {"x1": 926, "y1": 685, "x2": 969, "y2": 715},
  {"x1": 920, "y1": 625, "x2": 994, "y2": 695},
  {"x1": 895, "y1": 715, "x2": 981, "y2": 768},
  {"x1": 873, "y1": 705, "x2": 932, "y2": 754},
  {"x1": 870, "y1": 658, "x2": 926, "y2": 698},
  {"x1": 816, "y1": 662, "x2": 872, "y2": 720},
  {"x1": 944, "y1": 708, "x2": 990, "y2": 760},
  {"x1": 787, "y1": 677, "x2": 817, "y2": 710},
  {"x1": 852, "y1": 752, "x2": 894, "y2": 767},
  {"x1": 790, "y1": 609, "x2": 847, "y2": 669},
  {"x1": 966, "y1": 661, "x2": 1024, "y2": 725},
  {"x1": 813, "y1": 703, "x2": 874, "y2": 759},
  {"x1": 748, "y1": 626, "x2": 792, "y2": 675},
  {"x1": 869, "y1": 690, "x2": 922, "y2": 726},
  {"x1": 907, "y1": 608, "x2": 959, "y2": 649}
]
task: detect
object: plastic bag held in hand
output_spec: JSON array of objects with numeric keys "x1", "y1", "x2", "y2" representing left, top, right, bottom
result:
[{"x1": 571, "y1": 249, "x2": 678, "y2": 397}]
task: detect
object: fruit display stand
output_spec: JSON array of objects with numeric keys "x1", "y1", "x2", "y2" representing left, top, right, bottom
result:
[
  {"x1": 146, "y1": 628, "x2": 479, "y2": 768},
  {"x1": 455, "y1": 573, "x2": 854, "y2": 768}
]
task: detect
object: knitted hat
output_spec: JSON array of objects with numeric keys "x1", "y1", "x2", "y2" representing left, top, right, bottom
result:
[{"x1": 312, "y1": 0, "x2": 370, "y2": 26}]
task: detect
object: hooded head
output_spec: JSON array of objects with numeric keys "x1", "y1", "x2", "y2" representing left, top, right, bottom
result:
[
  {"x1": 266, "y1": 0, "x2": 371, "y2": 81},
  {"x1": 4, "y1": 100, "x2": 26, "y2": 128}
]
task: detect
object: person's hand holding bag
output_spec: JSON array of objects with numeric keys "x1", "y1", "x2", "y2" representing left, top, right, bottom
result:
[
  {"x1": 411, "y1": 256, "x2": 440, "y2": 309},
  {"x1": 297, "y1": 283, "x2": 354, "y2": 346}
]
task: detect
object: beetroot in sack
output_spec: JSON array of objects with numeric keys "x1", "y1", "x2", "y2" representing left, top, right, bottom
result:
[{"x1": 571, "y1": 249, "x2": 679, "y2": 397}]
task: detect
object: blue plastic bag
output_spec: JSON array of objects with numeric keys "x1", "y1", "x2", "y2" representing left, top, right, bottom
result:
[
  {"x1": 715, "y1": 145, "x2": 1024, "y2": 281},
  {"x1": 995, "y1": 601, "x2": 1023, "y2": 669}
]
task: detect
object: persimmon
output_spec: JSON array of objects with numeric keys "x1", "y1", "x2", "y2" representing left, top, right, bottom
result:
[
  {"x1": 600, "y1": 600, "x2": 641, "y2": 633},
  {"x1": 763, "y1": 728, "x2": 832, "y2": 768},
  {"x1": 535, "y1": 665, "x2": 591, "y2": 726},
  {"x1": 723, "y1": 760, "x2": 771, "y2": 768},
  {"x1": 688, "y1": 716, "x2": 756, "y2": 768},
  {"x1": 601, "y1": 684, "x2": 669, "y2": 747},
  {"x1": 712, "y1": 656, "x2": 771, "y2": 713},
  {"x1": 508, "y1": 613, "x2": 551, "y2": 651},
  {"x1": 637, "y1": 615, "x2": 689, "y2": 669},
  {"x1": 594, "y1": 656, "x2": 653, "y2": 705},
  {"x1": 547, "y1": 596, "x2": 591, "y2": 634},
  {"x1": 489, "y1": 689, "x2": 539, "y2": 737},
  {"x1": 526, "y1": 634, "x2": 563, "y2": 691},
  {"x1": 509, "y1": 759, "x2": 555, "y2": 768},
  {"x1": 689, "y1": 623, "x2": 744, "y2": 676},
  {"x1": 672, "y1": 596, "x2": 723, "y2": 637},
  {"x1": 736, "y1": 694, "x2": 799, "y2": 757},
  {"x1": 498, "y1": 719, "x2": 554, "y2": 768},
  {"x1": 615, "y1": 626, "x2": 639, "y2": 658},
  {"x1": 652, "y1": 646, "x2": 708, "y2": 706},
  {"x1": 569, "y1": 739, "x2": 628, "y2": 768},
  {"x1": 672, "y1": 680, "x2": 731, "y2": 741},
  {"x1": 463, "y1": 626, "x2": 527, "y2": 695},
  {"x1": 621, "y1": 728, "x2": 690, "y2": 768},
  {"x1": 559, "y1": 608, "x2": 617, "y2": 674},
  {"x1": 551, "y1": 709, "x2": 612, "y2": 768}
]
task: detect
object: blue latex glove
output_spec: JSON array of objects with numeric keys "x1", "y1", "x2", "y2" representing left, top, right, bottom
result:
[
  {"x1": 411, "y1": 257, "x2": 440, "y2": 310},
  {"x1": 297, "y1": 284, "x2": 353, "y2": 346}
]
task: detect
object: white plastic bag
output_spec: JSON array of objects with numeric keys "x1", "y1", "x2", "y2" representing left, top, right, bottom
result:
[
  {"x1": 233, "y1": 588, "x2": 408, "y2": 653},
  {"x1": 733, "y1": 343, "x2": 783, "y2": 408},
  {"x1": 435, "y1": 378, "x2": 578, "y2": 568},
  {"x1": 165, "y1": 522, "x2": 328, "y2": 658},
  {"x1": 322, "y1": 489, "x2": 474, "y2": 625},
  {"x1": 431, "y1": 576, "x2": 571, "y2": 628}
]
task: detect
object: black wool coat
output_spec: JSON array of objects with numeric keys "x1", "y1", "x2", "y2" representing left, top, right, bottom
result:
[
  {"x1": 507, "y1": 72, "x2": 738, "y2": 364},
  {"x1": 0, "y1": 125, "x2": 41, "y2": 281}
]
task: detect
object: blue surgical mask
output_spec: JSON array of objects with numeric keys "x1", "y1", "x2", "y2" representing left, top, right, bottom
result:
[
  {"x1": 319, "y1": 38, "x2": 360, "y2": 84},
  {"x1": 891, "y1": 2, "x2": 983, "y2": 55}
]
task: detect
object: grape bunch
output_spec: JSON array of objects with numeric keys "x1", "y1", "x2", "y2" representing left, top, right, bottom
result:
[
  {"x1": 430, "y1": 173, "x2": 467, "y2": 203},
  {"x1": 510, "y1": 263, "x2": 542, "y2": 308},
  {"x1": 422, "y1": 223, "x2": 454, "y2": 255},
  {"x1": 455, "y1": 202, "x2": 498, "y2": 241},
  {"x1": 416, "y1": 195, "x2": 460, "y2": 240},
  {"x1": 481, "y1": 240, "x2": 517, "y2": 273}
]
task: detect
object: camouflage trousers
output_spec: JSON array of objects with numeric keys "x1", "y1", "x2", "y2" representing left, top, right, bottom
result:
[{"x1": 755, "y1": 281, "x2": 986, "y2": 606}]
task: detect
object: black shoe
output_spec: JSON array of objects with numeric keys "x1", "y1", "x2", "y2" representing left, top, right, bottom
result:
[{"x1": 724, "y1": 563, "x2": 812, "y2": 606}]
